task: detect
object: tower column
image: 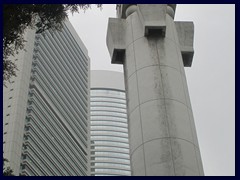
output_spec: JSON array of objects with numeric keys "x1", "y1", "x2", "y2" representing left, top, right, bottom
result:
[{"x1": 107, "y1": 4, "x2": 204, "y2": 176}]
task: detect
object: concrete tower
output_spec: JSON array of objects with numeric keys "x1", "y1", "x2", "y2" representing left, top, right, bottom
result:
[{"x1": 106, "y1": 4, "x2": 204, "y2": 176}]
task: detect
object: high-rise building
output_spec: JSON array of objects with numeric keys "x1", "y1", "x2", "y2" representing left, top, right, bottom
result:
[
  {"x1": 90, "y1": 70, "x2": 131, "y2": 176},
  {"x1": 3, "y1": 20, "x2": 90, "y2": 176}
]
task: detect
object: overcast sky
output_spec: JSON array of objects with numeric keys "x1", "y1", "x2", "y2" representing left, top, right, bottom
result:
[{"x1": 68, "y1": 4, "x2": 235, "y2": 176}]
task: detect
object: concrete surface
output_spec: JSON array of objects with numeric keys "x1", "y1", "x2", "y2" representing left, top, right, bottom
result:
[{"x1": 106, "y1": 4, "x2": 204, "y2": 176}]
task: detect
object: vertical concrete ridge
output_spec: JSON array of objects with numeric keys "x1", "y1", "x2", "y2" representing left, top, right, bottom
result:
[
  {"x1": 130, "y1": 15, "x2": 147, "y2": 176},
  {"x1": 170, "y1": 18, "x2": 202, "y2": 176},
  {"x1": 155, "y1": 37, "x2": 176, "y2": 176}
]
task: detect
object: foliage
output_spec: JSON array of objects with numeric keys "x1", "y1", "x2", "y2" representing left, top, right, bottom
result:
[
  {"x1": 3, "y1": 158, "x2": 15, "y2": 176},
  {"x1": 3, "y1": 4, "x2": 102, "y2": 85}
]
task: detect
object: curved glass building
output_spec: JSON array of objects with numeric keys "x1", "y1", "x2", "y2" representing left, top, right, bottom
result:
[{"x1": 90, "y1": 70, "x2": 131, "y2": 176}]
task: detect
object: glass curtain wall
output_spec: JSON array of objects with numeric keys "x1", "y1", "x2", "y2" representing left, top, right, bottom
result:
[{"x1": 90, "y1": 88, "x2": 131, "y2": 176}]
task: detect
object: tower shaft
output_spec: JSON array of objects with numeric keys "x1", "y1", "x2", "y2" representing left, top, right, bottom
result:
[{"x1": 107, "y1": 4, "x2": 204, "y2": 176}]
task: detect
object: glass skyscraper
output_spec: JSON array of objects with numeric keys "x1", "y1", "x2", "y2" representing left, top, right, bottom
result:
[
  {"x1": 90, "y1": 70, "x2": 131, "y2": 176},
  {"x1": 3, "y1": 20, "x2": 90, "y2": 176}
]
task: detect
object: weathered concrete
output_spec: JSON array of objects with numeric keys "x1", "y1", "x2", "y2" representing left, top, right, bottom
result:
[{"x1": 107, "y1": 4, "x2": 204, "y2": 176}]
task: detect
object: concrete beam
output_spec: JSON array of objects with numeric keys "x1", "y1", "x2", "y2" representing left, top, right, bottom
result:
[
  {"x1": 175, "y1": 21, "x2": 194, "y2": 67},
  {"x1": 106, "y1": 18, "x2": 126, "y2": 64}
]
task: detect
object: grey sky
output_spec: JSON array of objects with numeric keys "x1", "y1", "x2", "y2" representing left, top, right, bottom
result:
[{"x1": 68, "y1": 4, "x2": 235, "y2": 176}]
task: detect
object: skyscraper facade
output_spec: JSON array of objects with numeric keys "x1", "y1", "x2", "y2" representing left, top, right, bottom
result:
[
  {"x1": 90, "y1": 70, "x2": 131, "y2": 176},
  {"x1": 3, "y1": 20, "x2": 90, "y2": 176}
]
